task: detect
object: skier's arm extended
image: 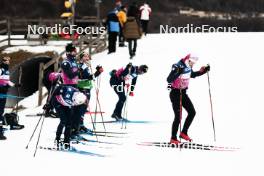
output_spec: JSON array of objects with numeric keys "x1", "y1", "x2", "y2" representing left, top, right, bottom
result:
[{"x1": 191, "y1": 65, "x2": 210, "y2": 78}]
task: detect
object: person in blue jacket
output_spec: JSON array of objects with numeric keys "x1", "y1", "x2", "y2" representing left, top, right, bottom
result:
[{"x1": 106, "y1": 10, "x2": 120, "y2": 54}]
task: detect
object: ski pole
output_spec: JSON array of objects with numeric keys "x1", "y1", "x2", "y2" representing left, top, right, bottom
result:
[
  {"x1": 33, "y1": 113, "x2": 45, "y2": 157},
  {"x1": 121, "y1": 84, "x2": 130, "y2": 129},
  {"x1": 87, "y1": 105, "x2": 99, "y2": 142},
  {"x1": 25, "y1": 115, "x2": 43, "y2": 149},
  {"x1": 207, "y1": 71, "x2": 216, "y2": 142},
  {"x1": 178, "y1": 73, "x2": 183, "y2": 144},
  {"x1": 95, "y1": 75, "x2": 106, "y2": 132},
  {"x1": 87, "y1": 60, "x2": 106, "y2": 132}
]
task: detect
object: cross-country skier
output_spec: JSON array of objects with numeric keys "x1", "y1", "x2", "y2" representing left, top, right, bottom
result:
[
  {"x1": 62, "y1": 43, "x2": 85, "y2": 137},
  {"x1": 51, "y1": 85, "x2": 87, "y2": 149},
  {"x1": 167, "y1": 54, "x2": 210, "y2": 144},
  {"x1": 0, "y1": 57, "x2": 22, "y2": 140},
  {"x1": 110, "y1": 63, "x2": 148, "y2": 120},
  {"x1": 77, "y1": 52, "x2": 104, "y2": 133}
]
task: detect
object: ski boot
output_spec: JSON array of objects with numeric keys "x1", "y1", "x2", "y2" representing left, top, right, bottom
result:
[
  {"x1": 111, "y1": 113, "x2": 123, "y2": 121},
  {"x1": 179, "y1": 132, "x2": 192, "y2": 142},
  {"x1": 170, "y1": 138, "x2": 181, "y2": 145},
  {"x1": 0, "y1": 127, "x2": 6, "y2": 140},
  {"x1": 10, "y1": 124, "x2": 24, "y2": 130}
]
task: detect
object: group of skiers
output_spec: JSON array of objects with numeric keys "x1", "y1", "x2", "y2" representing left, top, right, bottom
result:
[
  {"x1": 41, "y1": 43, "x2": 148, "y2": 149},
  {"x1": 1, "y1": 1, "x2": 213, "y2": 147},
  {"x1": 106, "y1": 1, "x2": 152, "y2": 58},
  {"x1": 0, "y1": 49, "x2": 211, "y2": 147}
]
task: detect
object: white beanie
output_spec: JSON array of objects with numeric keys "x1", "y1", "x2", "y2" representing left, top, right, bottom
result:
[{"x1": 189, "y1": 54, "x2": 199, "y2": 63}]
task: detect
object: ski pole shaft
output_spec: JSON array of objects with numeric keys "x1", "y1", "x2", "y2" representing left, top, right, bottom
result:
[
  {"x1": 95, "y1": 76, "x2": 106, "y2": 131},
  {"x1": 179, "y1": 88, "x2": 182, "y2": 144},
  {"x1": 33, "y1": 114, "x2": 45, "y2": 157},
  {"x1": 207, "y1": 72, "x2": 216, "y2": 141},
  {"x1": 121, "y1": 85, "x2": 129, "y2": 129},
  {"x1": 88, "y1": 105, "x2": 99, "y2": 142},
  {"x1": 25, "y1": 115, "x2": 43, "y2": 149}
]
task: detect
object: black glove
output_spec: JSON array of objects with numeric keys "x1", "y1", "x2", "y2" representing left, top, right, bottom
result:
[
  {"x1": 94, "y1": 65, "x2": 103, "y2": 77},
  {"x1": 96, "y1": 65, "x2": 104, "y2": 73},
  {"x1": 43, "y1": 103, "x2": 51, "y2": 111},
  {"x1": 14, "y1": 83, "x2": 22, "y2": 87},
  {"x1": 204, "y1": 65, "x2": 210, "y2": 72}
]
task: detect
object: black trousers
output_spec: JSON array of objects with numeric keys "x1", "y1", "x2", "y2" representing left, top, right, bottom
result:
[
  {"x1": 108, "y1": 32, "x2": 118, "y2": 53},
  {"x1": 140, "y1": 20, "x2": 149, "y2": 34},
  {"x1": 118, "y1": 29, "x2": 125, "y2": 46},
  {"x1": 54, "y1": 102, "x2": 73, "y2": 143},
  {"x1": 170, "y1": 89, "x2": 196, "y2": 140},
  {"x1": 127, "y1": 39, "x2": 137, "y2": 57},
  {"x1": 113, "y1": 86, "x2": 126, "y2": 118},
  {"x1": 0, "y1": 87, "x2": 8, "y2": 133}
]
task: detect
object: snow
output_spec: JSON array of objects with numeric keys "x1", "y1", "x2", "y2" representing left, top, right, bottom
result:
[{"x1": 1, "y1": 33, "x2": 264, "y2": 176}]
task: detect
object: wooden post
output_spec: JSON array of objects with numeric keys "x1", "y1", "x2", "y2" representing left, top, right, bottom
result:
[
  {"x1": 7, "y1": 18, "x2": 11, "y2": 46},
  {"x1": 38, "y1": 63, "x2": 44, "y2": 106},
  {"x1": 89, "y1": 33, "x2": 92, "y2": 55},
  {"x1": 79, "y1": 36, "x2": 83, "y2": 52},
  {"x1": 54, "y1": 58, "x2": 59, "y2": 71},
  {"x1": 39, "y1": 17, "x2": 43, "y2": 45}
]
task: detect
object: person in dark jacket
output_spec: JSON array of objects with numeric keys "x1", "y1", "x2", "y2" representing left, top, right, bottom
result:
[
  {"x1": 124, "y1": 3, "x2": 142, "y2": 59},
  {"x1": 106, "y1": 10, "x2": 120, "y2": 54},
  {"x1": 0, "y1": 57, "x2": 21, "y2": 140},
  {"x1": 167, "y1": 54, "x2": 210, "y2": 144},
  {"x1": 51, "y1": 85, "x2": 87, "y2": 149},
  {"x1": 110, "y1": 63, "x2": 148, "y2": 120},
  {"x1": 77, "y1": 52, "x2": 103, "y2": 133}
]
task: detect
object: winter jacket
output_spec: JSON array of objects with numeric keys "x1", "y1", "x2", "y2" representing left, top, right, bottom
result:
[
  {"x1": 0, "y1": 63, "x2": 14, "y2": 93},
  {"x1": 61, "y1": 56, "x2": 79, "y2": 85},
  {"x1": 139, "y1": 4, "x2": 152, "y2": 20},
  {"x1": 53, "y1": 85, "x2": 86, "y2": 107},
  {"x1": 123, "y1": 17, "x2": 142, "y2": 40},
  {"x1": 106, "y1": 11, "x2": 120, "y2": 33},
  {"x1": 167, "y1": 55, "x2": 205, "y2": 90},
  {"x1": 117, "y1": 10, "x2": 127, "y2": 27},
  {"x1": 110, "y1": 65, "x2": 138, "y2": 92},
  {"x1": 77, "y1": 63, "x2": 93, "y2": 90}
]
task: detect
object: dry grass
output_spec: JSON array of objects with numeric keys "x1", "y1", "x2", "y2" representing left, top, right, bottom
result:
[{"x1": 0, "y1": 50, "x2": 56, "y2": 69}]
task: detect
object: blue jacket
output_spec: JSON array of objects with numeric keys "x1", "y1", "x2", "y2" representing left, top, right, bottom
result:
[{"x1": 106, "y1": 11, "x2": 120, "y2": 33}]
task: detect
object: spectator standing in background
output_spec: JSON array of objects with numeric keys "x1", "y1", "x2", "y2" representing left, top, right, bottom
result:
[
  {"x1": 117, "y1": 5, "x2": 127, "y2": 47},
  {"x1": 139, "y1": 1, "x2": 152, "y2": 35},
  {"x1": 123, "y1": 2, "x2": 142, "y2": 59}
]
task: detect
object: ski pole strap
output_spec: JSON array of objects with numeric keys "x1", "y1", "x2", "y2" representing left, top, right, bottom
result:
[{"x1": 0, "y1": 94, "x2": 25, "y2": 99}]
